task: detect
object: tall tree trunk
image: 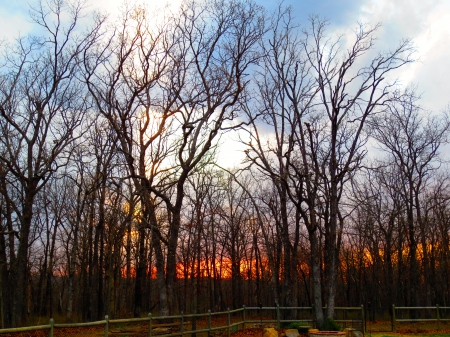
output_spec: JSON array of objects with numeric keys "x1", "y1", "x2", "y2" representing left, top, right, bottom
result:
[
  {"x1": 166, "y1": 209, "x2": 182, "y2": 313},
  {"x1": 154, "y1": 233, "x2": 168, "y2": 316},
  {"x1": 46, "y1": 221, "x2": 58, "y2": 318},
  {"x1": 133, "y1": 226, "x2": 146, "y2": 318},
  {"x1": 66, "y1": 225, "x2": 79, "y2": 322},
  {"x1": 0, "y1": 185, "x2": 14, "y2": 327},
  {"x1": 11, "y1": 189, "x2": 36, "y2": 326},
  {"x1": 0, "y1": 222, "x2": 9, "y2": 328},
  {"x1": 309, "y1": 226, "x2": 324, "y2": 328},
  {"x1": 84, "y1": 201, "x2": 95, "y2": 321},
  {"x1": 407, "y1": 191, "x2": 419, "y2": 312}
]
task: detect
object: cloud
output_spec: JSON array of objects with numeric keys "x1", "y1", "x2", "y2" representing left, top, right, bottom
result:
[
  {"x1": 0, "y1": 0, "x2": 185, "y2": 41},
  {"x1": 357, "y1": 0, "x2": 450, "y2": 111},
  {"x1": 0, "y1": 3, "x2": 32, "y2": 42}
]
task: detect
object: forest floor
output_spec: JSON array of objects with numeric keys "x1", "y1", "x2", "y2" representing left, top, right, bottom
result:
[{"x1": 2, "y1": 319, "x2": 450, "y2": 337}]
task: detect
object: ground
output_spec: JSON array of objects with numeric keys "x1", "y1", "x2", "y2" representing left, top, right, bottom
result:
[{"x1": 2, "y1": 319, "x2": 450, "y2": 336}]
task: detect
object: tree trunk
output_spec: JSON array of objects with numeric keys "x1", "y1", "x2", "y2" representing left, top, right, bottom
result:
[
  {"x1": 133, "y1": 226, "x2": 146, "y2": 318},
  {"x1": 0, "y1": 224, "x2": 9, "y2": 328},
  {"x1": 45, "y1": 221, "x2": 58, "y2": 318},
  {"x1": 66, "y1": 224, "x2": 79, "y2": 322},
  {"x1": 309, "y1": 226, "x2": 324, "y2": 328},
  {"x1": 11, "y1": 189, "x2": 36, "y2": 326}
]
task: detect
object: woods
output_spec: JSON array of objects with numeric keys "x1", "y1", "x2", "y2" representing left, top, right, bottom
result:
[{"x1": 0, "y1": 0, "x2": 449, "y2": 330}]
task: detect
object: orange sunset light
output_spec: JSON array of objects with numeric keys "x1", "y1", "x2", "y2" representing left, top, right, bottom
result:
[{"x1": 121, "y1": 258, "x2": 269, "y2": 280}]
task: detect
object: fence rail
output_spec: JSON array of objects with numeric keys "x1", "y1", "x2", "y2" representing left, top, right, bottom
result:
[
  {"x1": 391, "y1": 304, "x2": 450, "y2": 332},
  {"x1": 2, "y1": 305, "x2": 446, "y2": 335},
  {"x1": 0, "y1": 305, "x2": 365, "y2": 336}
]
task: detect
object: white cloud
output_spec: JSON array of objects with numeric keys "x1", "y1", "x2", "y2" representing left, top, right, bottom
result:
[
  {"x1": 357, "y1": 0, "x2": 450, "y2": 111},
  {"x1": 0, "y1": 6, "x2": 32, "y2": 42},
  {"x1": 2, "y1": 0, "x2": 449, "y2": 167},
  {"x1": 0, "y1": 0, "x2": 184, "y2": 40}
]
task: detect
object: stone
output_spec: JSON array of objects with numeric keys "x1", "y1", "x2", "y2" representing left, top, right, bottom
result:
[
  {"x1": 308, "y1": 329, "x2": 319, "y2": 336},
  {"x1": 343, "y1": 328, "x2": 354, "y2": 337},
  {"x1": 263, "y1": 327, "x2": 278, "y2": 337},
  {"x1": 152, "y1": 328, "x2": 171, "y2": 335},
  {"x1": 343, "y1": 328, "x2": 363, "y2": 337},
  {"x1": 297, "y1": 326, "x2": 311, "y2": 333},
  {"x1": 285, "y1": 329, "x2": 300, "y2": 337},
  {"x1": 309, "y1": 332, "x2": 345, "y2": 337}
]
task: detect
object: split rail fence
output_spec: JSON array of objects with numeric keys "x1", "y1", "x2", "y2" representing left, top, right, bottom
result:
[
  {"x1": 391, "y1": 305, "x2": 450, "y2": 332},
  {"x1": 0, "y1": 306, "x2": 363, "y2": 336},
  {"x1": 12, "y1": 304, "x2": 447, "y2": 336}
]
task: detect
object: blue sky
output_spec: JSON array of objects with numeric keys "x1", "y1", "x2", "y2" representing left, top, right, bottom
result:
[
  {"x1": 1, "y1": 0, "x2": 449, "y2": 165},
  {"x1": 1, "y1": 0, "x2": 448, "y2": 113}
]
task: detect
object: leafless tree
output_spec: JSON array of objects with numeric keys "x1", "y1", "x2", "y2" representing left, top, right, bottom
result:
[
  {"x1": 303, "y1": 17, "x2": 414, "y2": 323},
  {"x1": 349, "y1": 165, "x2": 406, "y2": 308},
  {"x1": 84, "y1": 0, "x2": 265, "y2": 316},
  {"x1": 242, "y1": 6, "x2": 316, "y2": 315},
  {"x1": 369, "y1": 88, "x2": 450, "y2": 310},
  {"x1": 0, "y1": 0, "x2": 104, "y2": 326},
  {"x1": 244, "y1": 7, "x2": 414, "y2": 325}
]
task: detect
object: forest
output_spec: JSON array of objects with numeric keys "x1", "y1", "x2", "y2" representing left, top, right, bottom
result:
[{"x1": 0, "y1": 0, "x2": 449, "y2": 330}]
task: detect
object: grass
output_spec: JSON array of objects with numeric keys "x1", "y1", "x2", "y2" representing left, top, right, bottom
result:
[
  {"x1": 365, "y1": 332, "x2": 450, "y2": 337},
  {"x1": 363, "y1": 320, "x2": 450, "y2": 337},
  {"x1": 7, "y1": 315, "x2": 450, "y2": 337}
]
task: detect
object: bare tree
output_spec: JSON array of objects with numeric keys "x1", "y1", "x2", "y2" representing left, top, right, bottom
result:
[
  {"x1": 242, "y1": 6, "x2": 316, "y2": 315},
  {"x1": 349, "y1": 165, "x2": 406, "y2": 309},
  {"x1": 0, "y1": 0, "x2": 104, "y2": 326},
  {"x1": 244, "y1": 8, "x2": 414, "y2": 326},
  {"x1": 303, "y1": 18, "x2": 414, "y2": 323},
  {"x1": 34, "y1": 176, "x2": 68, "y2": 318},
  {"x1": 84, "y1": 0, "x2": 265, "y2": 316},
  {"x1": 369, "y1": 88, "x2": 450, "y2": 309}
]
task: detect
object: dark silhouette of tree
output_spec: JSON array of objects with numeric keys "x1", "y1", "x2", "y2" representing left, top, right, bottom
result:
[
  {"x1": 84, "y1": 0, "x2": 265, "y2": 316},
  {"x1": 244, "y1": 8, "x2": 414, "y2": 326},
  {"x1": 0, "y1": 0, "x2": 104, "y2": 326},
  {"x1": 369, "y1": 88, "x2": 450, "y2": 310}
]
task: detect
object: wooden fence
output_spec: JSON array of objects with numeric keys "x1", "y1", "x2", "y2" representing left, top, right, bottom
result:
[
  {"x1": 391, "y1": 304, "x2": 450, "y2": 332},
  {"x1": 0, "y1": 305, "x2": 365, "y2": 336}
]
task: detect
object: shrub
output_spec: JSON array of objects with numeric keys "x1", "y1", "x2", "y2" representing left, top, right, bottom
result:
[
  {"x1": 286, "y1": 321, "x2": 310, "y2": 331},
  {"x1": 322, "y1": 318, "x2": 341, "y2": 331}
]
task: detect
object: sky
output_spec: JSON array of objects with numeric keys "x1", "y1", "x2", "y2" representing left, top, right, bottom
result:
[{"x1": 1, "y1": 0, "x2": 449, "y2": 166}]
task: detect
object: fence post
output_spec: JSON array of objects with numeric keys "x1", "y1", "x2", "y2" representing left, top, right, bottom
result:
[
  {"x1": 208, "y1": 310, "x2": 211, "y2": 337},
  {"x1": 227, "y1": 308, "x2": 231, "y2": 337},
  {"x1": 148, "y1": 313, "x2": 152, "y2": 337},
  {"x1": 181, "y1": 311, "x2": 184, "y2": 337},
  {"x1": 49, "y1": 318, "x2": 54, "y2": 337},
  {"x1": 243, "y1": 305, "x2": 246, "y2": 329},
  {"x1": 360, "y1": 305, "x2": 365, "y2": 335},
  {"x1": 276, "y1": 305, "x2": 280, "y2": 329},
  {"x1": 104, "y1": 315, "x2": 109, "y2": 337},
  {"x1": 311, "y1": 304, "x2": 315, "y2": 328},
  {"x1": 437, "y1": 304, "x2": 440, "y2": 330},
  {"x1": 391, "y1": 305, "x2": 396, "y2": 333}
]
